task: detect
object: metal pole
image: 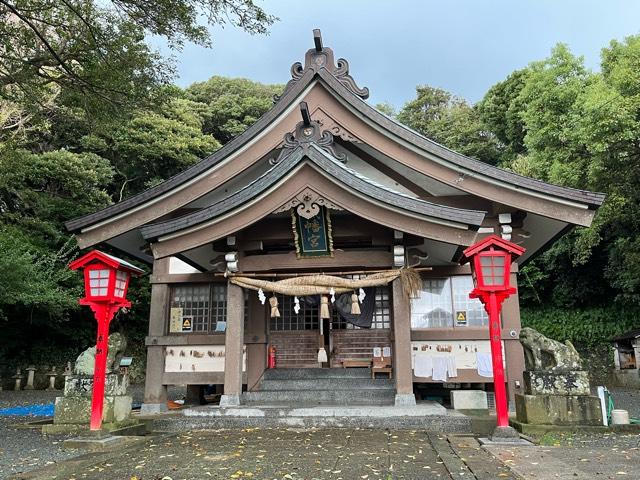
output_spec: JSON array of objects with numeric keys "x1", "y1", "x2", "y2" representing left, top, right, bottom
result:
[
  {"x1": 89, "y1": 305, "x2": 113, "y2": 431},
  {"x1": 487, "y1": 292, "x2": 509, "y2": 428}
]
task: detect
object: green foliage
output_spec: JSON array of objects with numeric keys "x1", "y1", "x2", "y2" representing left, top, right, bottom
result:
[
  {"x1": 185, "y1": 76, "x2": 283, "y2": 144},
  {"x1": 0, "y1": 0, "x2": 276, "y2": 140},
  {"x1": 521, "y1": 307, "x2": 637, "y2": 349},
  {"x1": 397, "y1": 85, "x2": 502, "y2": 165}
]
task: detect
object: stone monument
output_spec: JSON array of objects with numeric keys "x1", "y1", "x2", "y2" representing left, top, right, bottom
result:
[
  {"x1": 515, "y1": 327, "x2": 602, "y2": 426},
  {"x1": 53, "y1": 333, "x2": 132, "y2": 426}
]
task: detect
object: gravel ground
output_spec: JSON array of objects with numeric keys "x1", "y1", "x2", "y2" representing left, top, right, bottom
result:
[
  {"x1": 609, "y1": 388, "x2": 640, "y2": 420},
  {"x1": 0, "y1": 385, "x2": 185, "y2": 480}
]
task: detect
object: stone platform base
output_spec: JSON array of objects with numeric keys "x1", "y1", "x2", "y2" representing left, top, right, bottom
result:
[
  {"x1": 515, "y1": 393, "x2": 602, "y2": 426},
  {"x1": 524, "y1": 370, "x2": 590, "y2": 396},
  {"x1": 53, "y1": 395, "x2": 132, "y2": 424},
  {"x1": 146, "y1": 402, "x2": 472, "y2": 432},
  {"x1": 511, "y1": 419, "x2": 640, "y2": 437}
]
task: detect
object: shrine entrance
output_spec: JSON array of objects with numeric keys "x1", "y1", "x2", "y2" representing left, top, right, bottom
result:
[{"x1": 268, "y1": 287, "x2": 393, "y2": 369}]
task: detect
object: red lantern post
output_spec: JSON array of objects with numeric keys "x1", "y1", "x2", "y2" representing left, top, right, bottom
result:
[
  {"x1": 69, "y1": 250, "x2": 143, "y2": 431},
  {"x1": 462, "y1": 235, "x2": 525, "y2": 439}
]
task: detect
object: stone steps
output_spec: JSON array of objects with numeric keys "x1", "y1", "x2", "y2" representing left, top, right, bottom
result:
[
  {"x1": 244, "y1": 368, "x2": 395, "y2": 407},
  {"x1": 165, "y1": 403, "x2": 472, "y2": 432},
  {"x1": 260, "y1": 378, "x2": 393, "y2": 391},
  {"x1": 264, "y1": 367, "x2": 373, "y2": 380}
]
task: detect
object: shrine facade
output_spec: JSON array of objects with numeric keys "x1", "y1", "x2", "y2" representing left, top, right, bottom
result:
[{"x1": 66, "y1": 31, "x2": 604, "y2": 413}]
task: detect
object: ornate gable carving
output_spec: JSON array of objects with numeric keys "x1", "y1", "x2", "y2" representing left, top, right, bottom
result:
[
  {"x1": 271, "y1": 107, "x2": 346, "y2": 165},
  {"x1": 276, "y1": 29, "x2": 369, "y2": 102},
  {"x1": 273, "y1": 187, "x2": 342, "y2": 219},
  {"x1": 312, "y1": 106, "x2": 362, "y2": 144}
]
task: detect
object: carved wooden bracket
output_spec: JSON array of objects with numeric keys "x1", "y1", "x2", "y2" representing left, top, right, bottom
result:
[{"x1": 273, "y1": 187, "x2": 342, "y2": 219}]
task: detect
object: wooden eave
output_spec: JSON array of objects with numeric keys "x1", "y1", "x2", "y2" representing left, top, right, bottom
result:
[
  {"x1": 142, "y1": 144, "x2": 485, "y2": 244},
  {"x1": 315, "y1": 68, "x2": 605, "y2": 209},
  {"x1": 65, "y1": 35, "x2": 605, "y2": 247}
]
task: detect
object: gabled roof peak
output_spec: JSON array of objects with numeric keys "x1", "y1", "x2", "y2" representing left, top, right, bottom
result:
[
  {"x1": 271, "y1": 101, "x2": 346, "y2": 165},
  {"x1": 278, "y1": 29, "x2": 369, "y2": 101}
]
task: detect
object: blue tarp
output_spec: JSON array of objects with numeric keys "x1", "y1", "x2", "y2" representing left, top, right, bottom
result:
[{"x1": 0, "y1": 403, "x2": 54, "y2": 417}]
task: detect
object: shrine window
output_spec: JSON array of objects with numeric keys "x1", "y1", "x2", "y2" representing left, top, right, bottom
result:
[
  {"x1": 270, "y1": 294, "x2": 319, "y2": 331},
  {"x1": 170, "y1": 283, "x2": 228, "y2": 333},
  {"x1": 411, "y1": 276, "x2": 488, "y2": 329}
]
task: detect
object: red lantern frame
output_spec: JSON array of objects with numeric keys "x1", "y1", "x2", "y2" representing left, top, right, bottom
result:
[
  {"x1": 462, "y1": 235, "x2": 525, "y2": 435},
  {"x1": 69, "y1": 250, "x2": 143, "y2": 431}
]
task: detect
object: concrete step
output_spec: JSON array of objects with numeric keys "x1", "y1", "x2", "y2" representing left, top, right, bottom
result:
[
  {"x1": 161, "y1": 403, "x2": 473, "y2": 432},
  {"x1": 241, "y1": 389, "x2": 395, "y2": 406},
  {"x1": 264, "y1": 368, "x2": 373, "y2": 380},
  {"x1": 260, "y1": 378, "x2": 394, "y2": 391}
]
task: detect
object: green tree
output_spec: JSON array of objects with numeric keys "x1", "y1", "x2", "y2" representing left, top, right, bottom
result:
[
  {"x1": 0, "y1": 0, "x2": 276, "y2": 139},
  {"x1": 185, "y1": 76, "x2": 283, "y2": 143},
  {"x1": 397, "y1": 85, "x2": 502, "y2": 165}
]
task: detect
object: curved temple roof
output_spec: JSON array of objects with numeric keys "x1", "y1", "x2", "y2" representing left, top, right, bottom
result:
[
  {"x1": 141, "y1": 140, "x2": 486, "y2": 242},
  {"x1": 66, "y1": 30, "x2": 604, "y2": 237}
]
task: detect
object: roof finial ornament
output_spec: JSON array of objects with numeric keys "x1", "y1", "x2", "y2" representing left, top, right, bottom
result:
[
  {"x1": 300, "y1": 101, "x2": 312, "y2": 127},
  {"x1": 313, "y1": 29, "x2": 323, "y2": 52},
  {"x1": 270, "y1": 104, "x2": 346, "y2": 165},
  {"x1": 275, "y1": 30, "x2": 370, "y2": 103}
]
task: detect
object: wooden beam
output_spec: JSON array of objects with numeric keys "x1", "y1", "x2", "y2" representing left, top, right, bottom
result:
[{"x1": 239, "y1": 250, "x2": 393, "y2": 272}]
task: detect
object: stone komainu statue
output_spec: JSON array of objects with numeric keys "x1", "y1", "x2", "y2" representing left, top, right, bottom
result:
[
  {"x1": 519, "y1": 327, "x2": 583, "y2": 372},
  {"x1": 73, "y1": 332, "x2": 127, "y2": 375}
]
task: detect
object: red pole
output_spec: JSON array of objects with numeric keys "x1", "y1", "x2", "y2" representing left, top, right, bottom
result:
[
  {"x1": 89, "y1": 304, "x2": 115, "y2": 431},
  {"x1": 487, "y1": 292, "x2": 509, "y2": 428}
]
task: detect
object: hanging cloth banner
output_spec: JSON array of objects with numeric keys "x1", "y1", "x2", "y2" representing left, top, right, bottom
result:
[
  {"x1": 334, "y1": 288, "x2": 376, "y2": 328},
  {"x1": 229, "y1": 268, "x2": 421, "y2": 300}
]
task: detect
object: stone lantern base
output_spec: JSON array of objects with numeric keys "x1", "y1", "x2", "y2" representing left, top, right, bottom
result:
[
  {"x1": 53, "y1": 374, "x2": 132, "y2": 425},
  {"x1": 515, "y1": 370, "x2": 602, "y2": 426}
]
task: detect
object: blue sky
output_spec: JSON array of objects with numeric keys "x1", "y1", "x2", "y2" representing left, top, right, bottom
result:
[{"x1": 160, "y1": 0, "x2": 640, "y2": 108}]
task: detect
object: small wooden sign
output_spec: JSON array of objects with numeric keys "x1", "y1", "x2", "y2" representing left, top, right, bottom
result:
[{"x1": 169, "y1": 307, "x2": 183, "y2": 333}]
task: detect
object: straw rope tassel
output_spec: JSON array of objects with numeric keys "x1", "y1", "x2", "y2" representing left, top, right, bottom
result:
[
  {"x1": 269, "y1": 295, "x2": 280, "y2": 318},
  {"x1": 318, "y1": 306, "x2": 328, "y2": 363},
  {"x1": 320, "y1": 295, "x2": 330, "y2": 319},
  {"x1": 351, "y1": 292, "x2": 361, "y2": 315}
]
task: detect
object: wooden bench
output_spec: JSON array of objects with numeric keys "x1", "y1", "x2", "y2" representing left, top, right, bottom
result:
[
  {"x1": 372, "y1": 355, "x2": 392, "y2": 379},
  {"x1": 341, "y1": 359, "x2": 372, "y2": 368}
]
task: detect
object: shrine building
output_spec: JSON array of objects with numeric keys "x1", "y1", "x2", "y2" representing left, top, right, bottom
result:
[{"x1": 66, "y1": 31, "x2": 604, "y2": 413}]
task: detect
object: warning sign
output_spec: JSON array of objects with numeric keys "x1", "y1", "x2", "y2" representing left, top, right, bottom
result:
[
  {"x1": 456, "y1": 311, "x2": 467, "y2": 326},
  {"x1": 181, "y1": 316, "x2": 193, "y2": 332}
]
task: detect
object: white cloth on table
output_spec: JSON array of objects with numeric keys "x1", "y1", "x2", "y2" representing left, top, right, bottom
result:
[
  {"x1": 446, "y1": 355, "x2": 457, "y2": 378},
  {"x1": 413, "y1": 354, "x2": 433, "y2": 378},
  {"x1": 476, "y1": 352, "x2": 493, "y2": 377},
  {"x1": 432, "y1": 356, "x2": 448, "y2": 382}
]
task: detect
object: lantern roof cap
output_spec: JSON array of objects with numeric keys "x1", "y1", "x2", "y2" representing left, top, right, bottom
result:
[
  {"x1": 69, "y1": 249, "x2": 144, "y2": 275},
  {"x1": 461, "y1": 234, "x2": 526, "y2": 262}
]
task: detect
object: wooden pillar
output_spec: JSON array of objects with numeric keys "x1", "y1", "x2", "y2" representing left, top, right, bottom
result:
[
  {"x1": 141, "y1": 257, "x2": 170, "y2": 414},
  {"x1": 246, "y1": 292, "x2": 267, "y2": 391},
  {"x1": 221, "y1": 281, "x2": 245, "y2": 406},
  {"x1": 392, "y1": 278, "x2": 416, "y2": 406},
  {"x1": 502, "y1": 272, "x2": 525, "y2": 404}
]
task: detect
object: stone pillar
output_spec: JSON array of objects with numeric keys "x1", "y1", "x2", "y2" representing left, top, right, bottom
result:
[
  {"x1": 24, "y1": 366, "x2": 36, "y2": 390},
  {"x1": 13, "y1": 368, "x2": 23, "y2": 391},
  {"x1": 392, "y1": 278, "x2": 416, "y2": 406},
  {"x1": 46, "y1": 366, "x2": 58, "y2": 391},
  {"x1": 141, "y1": 257, "x2": 170, "y2": 415},
  {"x1": 502, "y1": 272, "x2": 525, "y2": 404},
  {"x1": 220, "y1": 281, "x2": 245, "y2": 407}
]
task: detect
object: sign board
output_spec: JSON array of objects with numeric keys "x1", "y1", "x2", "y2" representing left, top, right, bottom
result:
[
  {"x1": 456, "y1": 311, "x2": 467, "y2": 326},
  {"x1": 373, "y1": 347, "x2": 382, "y2": 358},
  {"x1": 383, "y1": 346, "x2": 391, "y2": 357},
  {"x1": 181, "y1": 316, "x2": 193, "y2": 332},
  {"x1": 169, "y1": 307, "x2": 183, "y2": 333}
]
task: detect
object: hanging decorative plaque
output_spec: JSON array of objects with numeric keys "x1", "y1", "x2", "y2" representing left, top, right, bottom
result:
[{"x1": 292, "y1": 206, "x2": 333, "y2": 258}]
